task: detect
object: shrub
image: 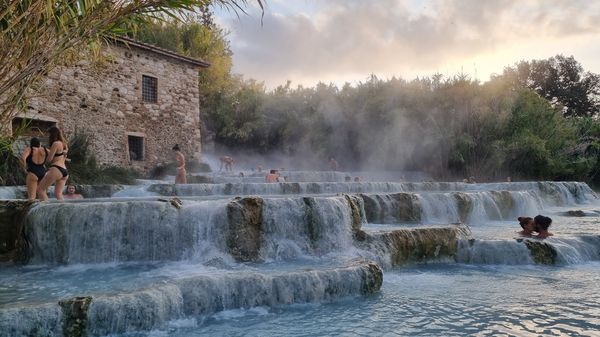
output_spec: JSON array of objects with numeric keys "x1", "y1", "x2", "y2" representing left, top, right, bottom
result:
[
  {"x1": 67, "y1": 132, "x2": 138, "y2": 185},
  {"x1": 0, "y1": 136, "x2": 25, "y2": 186}
]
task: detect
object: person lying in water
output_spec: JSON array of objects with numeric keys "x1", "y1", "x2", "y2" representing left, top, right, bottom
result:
[{"x1": 517, "y1": 216, "x2": 536, "y2": 237}]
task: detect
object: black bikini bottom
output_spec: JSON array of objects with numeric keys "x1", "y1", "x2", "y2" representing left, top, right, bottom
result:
[{"x1": 50, "y1": 165, "x2": 69, "y2": 178}]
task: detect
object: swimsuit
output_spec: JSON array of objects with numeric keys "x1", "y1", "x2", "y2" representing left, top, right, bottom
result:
[
  {"x1": 50, "y1": 165, "x2": 69, "y2": 178},
  {"x1": 26, "y1": 147, "x2": 47, "y2": 181},
  {"x1": 49, "y1": 143, "x2": 68, "y2": 177}
]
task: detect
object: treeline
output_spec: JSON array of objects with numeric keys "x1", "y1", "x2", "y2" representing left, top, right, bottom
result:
[{"x1": 133, "y1": 20, "x2": 600, "y2": 185}]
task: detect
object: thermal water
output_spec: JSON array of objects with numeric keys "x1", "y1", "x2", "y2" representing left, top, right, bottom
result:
[{"x1": 0, "y1": 179, "x2": 598, "y2": 336}]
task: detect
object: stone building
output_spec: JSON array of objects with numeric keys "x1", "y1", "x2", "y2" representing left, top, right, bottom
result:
[{"x1": 12, "y1": 36, "x2": 209, "y2": 171}]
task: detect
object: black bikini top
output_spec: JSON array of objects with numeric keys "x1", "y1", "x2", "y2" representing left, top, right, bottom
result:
[{"x1": 55, "y1": 152, "x2": 65, "y2": 157}]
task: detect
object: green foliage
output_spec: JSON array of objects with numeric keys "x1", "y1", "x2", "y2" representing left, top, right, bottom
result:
[
  {"x1": 503, "y1": 55, "x2": 600, "y2": 117},
  {"x1": 0, "y1": 136, "x2": 25, "y2": 186},
  {"x1": 500, "y1": 90, "x2": 578, "y2": 179},
  {"x1": 198, "y1": 65, "x2": 600, "y2": 183},
  {"x1": 67, "y1": 133, "x2": 138, "y2": 185}
]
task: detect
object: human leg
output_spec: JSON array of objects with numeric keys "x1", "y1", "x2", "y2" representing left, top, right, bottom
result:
[
  {"x1": 25, "y1": 173, "x2": 38, "y2": 200},
  {"x1": 55, "y1": 176, "x2": 68, "y2": 201},
  {"x1": 37, "y1": 167, "x2": 61, "y2": 201}
]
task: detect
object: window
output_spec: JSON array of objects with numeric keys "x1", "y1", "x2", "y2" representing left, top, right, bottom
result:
[
  {"x1": 142, "y1": 75, "x2": 157, "y2": 103},
  {"x1": 128, "y1": 135, "x2": 144, "y2": 161}
]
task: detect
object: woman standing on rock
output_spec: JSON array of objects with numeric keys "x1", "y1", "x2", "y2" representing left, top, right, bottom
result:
[
  {"x1": 173, "y1": 144, "x2": 187, "y2": 184},
  {"x1": 20, "y1": 137, "x2": 47, "y2": 200},
  {"x1": 37, "y1": 126, "x2": 69, "y2": 201}
]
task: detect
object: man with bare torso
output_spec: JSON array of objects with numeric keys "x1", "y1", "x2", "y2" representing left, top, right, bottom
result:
[{"x1": 220, "y1": 156, "x2": 234, "y2": 172}]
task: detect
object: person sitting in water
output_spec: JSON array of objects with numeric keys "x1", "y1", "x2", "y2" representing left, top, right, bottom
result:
[
  {"x1": 63, "y1": 185, "x2": 84, "y2": 200},
  {"x1": 534, "y1": 215, "x2": 554, "y2": 239},
  {"x1": 344, "y1": 176, "x2": 352, "y2": 182},
  {"x1": 265, "y1": 169, "x2": 279, "y2": 183},
  {"x1": 517, "y1": 216, "x2": 536, "y2": 237}
]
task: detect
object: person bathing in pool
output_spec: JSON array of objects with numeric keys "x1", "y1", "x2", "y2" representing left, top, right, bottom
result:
[
  {"x1": 517, "y1": 216, "x2": 536, "y2": 237},
  {"x1": 534, "y1": 215, "x2": 554, "y2": 239},
  {"x1": 517, "y1": 215, "x2": 554, "y2": 239}
]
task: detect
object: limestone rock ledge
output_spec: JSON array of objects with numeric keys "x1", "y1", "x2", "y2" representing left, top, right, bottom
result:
[
  {"x1": 0, "y1": 262, "x2": 383, "y2": 337},
  {"x1": 0, "y1": 200, "x2": 35, "y2": 264}
]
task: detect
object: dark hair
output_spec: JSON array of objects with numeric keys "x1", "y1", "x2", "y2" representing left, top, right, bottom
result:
[
  {"x1": 172, "y1": 144, "x2": 180, "y2": 151},
  {"x1": 534, "y1": 215, "x2": 552, "y2": 231},
  {"x1": 48, "y1": 126, "x2": 68, "y2": 149},
  {"x1": 30, "y1": 137, "x2": 41, "y2": 148},
  {"x1": 269, "y1": 169, "x2": 276, "y2": 174},
  {"x1": 518, "y1": 216, "x2": 533, "y2": 229}
]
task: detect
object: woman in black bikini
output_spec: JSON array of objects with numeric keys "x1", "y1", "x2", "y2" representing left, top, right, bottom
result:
[
  {"x1": 37, "y1": 126, "x2": 69, "y2": 201},
  {"x1": 20, "y1": 137, "x2": 48, "y2": 200}
]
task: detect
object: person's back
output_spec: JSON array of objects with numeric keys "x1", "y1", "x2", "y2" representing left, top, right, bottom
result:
[
  {"x1": 20, "y1": 137, "x2": 47, "y2": 200},
  {"x1": 29, "y1": 145, "x2": 47, "y2": 167},
  {"x1": 266, "y1": 170, "x2": 278, "y2": 183}
]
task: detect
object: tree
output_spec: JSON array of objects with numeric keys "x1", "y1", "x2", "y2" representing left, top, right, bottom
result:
[
  {"x1": 503, "y1": 55, "x2": 600, "y2": 117},
  {"x1": 0, "y1": 0, "x2": 262, "y2": 129}
]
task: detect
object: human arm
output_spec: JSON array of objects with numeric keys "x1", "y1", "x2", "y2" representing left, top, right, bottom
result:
[{"x1": 20, "y1": 148, "x2": 30, "y2": 172}]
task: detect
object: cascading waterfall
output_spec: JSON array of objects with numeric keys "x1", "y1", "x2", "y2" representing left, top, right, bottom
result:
[
  {"x1": 456, "y1": 236, "x2": 600, "y2": 265},
  {"x1": 0, "y1": 186, "x2": 22, "y2": 199},
  {"x1": 0, "y1": 303, "x2": 62, "y2": 337},
  {"x1": 25, "y1": 199, "x2": 230, "y2": 264},
  {"x1": 1, "y1": 179, "x2": 599, "y2": 337},
  {"x1": 100, "y1": 181, "x2": 598, "y2": 200},
  {"x1": 456, "y1": 239, "x2": 535, "y2": 265}
]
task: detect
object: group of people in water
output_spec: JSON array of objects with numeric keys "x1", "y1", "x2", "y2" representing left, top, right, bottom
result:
[
  {"x1": 517, "y1": 215, "x2": 554, "y2": 239},
  {"x1": 20, "y1": 126, "x2": 71, "y2": 201}
]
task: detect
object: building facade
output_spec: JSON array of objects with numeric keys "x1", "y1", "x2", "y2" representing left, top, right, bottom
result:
[{"x1": 14, "y1": 36, "x2": 208, "y2": 171}]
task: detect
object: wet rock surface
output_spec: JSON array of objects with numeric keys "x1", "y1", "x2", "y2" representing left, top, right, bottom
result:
[
  {"x1": 562, "y1": 210, "x2": 586, "y2": 217},
  {"x1": 359, "y1": 224, "x2": 470, "y2": 267},
  {"x1": 226, "y1": 197, "x2": 264, "y2": 262},
  {"x1": 0, "y1": 200, "x2": 35, "y2": 264},
  {"x1": 524, "y1": 240, "x2": 557, "y2": 265},
  {"x1": 59, "y1": 296, "x2": 92, "y2": 337}
]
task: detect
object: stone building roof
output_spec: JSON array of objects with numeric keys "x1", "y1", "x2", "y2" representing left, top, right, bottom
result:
[{"x1": 112, "y1": 35, "x2": 211, "y2": 68}]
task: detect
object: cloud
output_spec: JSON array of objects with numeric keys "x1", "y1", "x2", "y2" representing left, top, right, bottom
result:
[{"x1": 219, "y1": 0, "x2": 600, "y2": 87}]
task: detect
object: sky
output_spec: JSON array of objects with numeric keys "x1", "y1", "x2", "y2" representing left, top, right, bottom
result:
[{"x1": 215, "y1": 0, "x2": 600, "y2": 89}]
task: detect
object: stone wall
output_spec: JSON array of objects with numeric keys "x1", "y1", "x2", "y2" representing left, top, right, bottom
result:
[{"x1": 26, "y1": 41, "x2": 202, "y2": 171}]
